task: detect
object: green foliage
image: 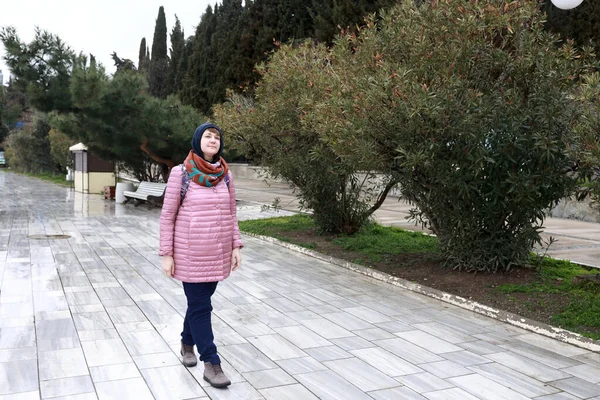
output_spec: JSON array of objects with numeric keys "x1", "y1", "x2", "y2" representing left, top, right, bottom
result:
[
  {"x1": 148, "y1": 58, "x2": 170, "y2": 99},
  {"x1": 239, "y1": 214, "x2": 312, "y2": 233},
  {"x1": 239, "y1": 214, "x2": 440, "y2": 261},
  {"x1": 310, "y1": 0, "x2": 396, "y2": 43},
  {"x1": 151, "y1": 6, "x2": 168, "y2": 60},
  {"x1": 48, "y1": 128, "x2": 74, "y2": 173},
  {"x1": 149, "y1": 6, "x2": 171, "y2": 98},
  {"x1": 111, "y1": 52, "x2": 136, "y2": 72},
  {"x1": 182, "y1": 1, "x2": 247, "y2": 113},
  {"x1": 169, "y1": 16, "x2": 185, "y2": 94},
  {"x1": 50, "y1": 60, "x2": 206, "y2": 181},
  {"x1": 332, "y1": 224, "x2": 439, "y2": 263},
  {"x1": 543, "y1": 0, "x2": 600, "y2": 50},
  {"x1": 496, "y1": 256, "x2": 600, "y2": 340},
  {"x1": 5, "y1": 113, "x2": 54, "y2": 173},
  {"x1": 0, "y1": 27, "x2": 74, "y2": 113},
  {"x1": 553, "y1": 287, "x2": 600, "y2": 340},
  {"x1": 312, "y1": 0, "x2": 592, "y2": 272},
  {"x1": 238, "y1": 214, "x2": 317, "y2": 248},
  {"x1": 570, "y1": 73, "x2": 600, "y2": 209},
  {"x1": 1, "y1": 26, "x2": 208, "y2": 180},
  {"x1": 215, "y1": 42, "x2": 395, "y2": 234},
  {"x1": 174, "y1": 0, "x2": 398, "y2": 113},
  {"x1": 138, "y1": 37, "x2": 149, "y2": 71},
  {"x1": 0, "y1": 82, "x2": 28, "y2": 143}
]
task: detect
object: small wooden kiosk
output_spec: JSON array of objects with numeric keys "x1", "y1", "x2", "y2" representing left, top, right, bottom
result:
[{"x1": 69, "y1": 143, "x2": 116, "y2": 194}]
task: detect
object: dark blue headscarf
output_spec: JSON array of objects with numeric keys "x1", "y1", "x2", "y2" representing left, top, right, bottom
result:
[{"x1": 191, "y1": 123, "x2": 224, "y2": 161}]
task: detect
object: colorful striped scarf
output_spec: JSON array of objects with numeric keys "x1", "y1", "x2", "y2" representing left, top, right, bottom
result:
[{"x1": 183, "y1": 150, "x2": 229, "y2": 187}]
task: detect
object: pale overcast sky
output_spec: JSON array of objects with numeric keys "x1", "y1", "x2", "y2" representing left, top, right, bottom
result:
[{"x1": 0, "y1": 0, "x2": 218, "y2": 84}]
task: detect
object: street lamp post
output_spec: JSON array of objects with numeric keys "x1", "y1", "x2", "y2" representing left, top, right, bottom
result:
[{"x1": 550, "y1": 0, "x2": 584, "y2": 10}]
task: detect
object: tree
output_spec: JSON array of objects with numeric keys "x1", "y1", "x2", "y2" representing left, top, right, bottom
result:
[
  {"x1": 214, "y1": 42, "x2": 396, "y2": 234},
  {"x1": 48, "y1": 128, "x2": 74, "y2": 173},
  {"x1": 151, "y1": 6, "x2": 168, "y2": 60},
  {"x1": 149, "y1": 6, "x2": 171, "y2": 98},
  {"x1": 138, "y1": 37, "x2": 150, "y2": 71},
  {"x1": 5, "y1": 112, "x2": 54, "y2": 173},
  {"x1": 2, "y1": 28, "x2": 206, "y2": 180},
  {"x1": 0, "y1": 80, "x2": 28, "y2": 143},
  {"x1": 111, "y1": 52, "x2": 136, "y2": 72},
  {"x1": 169, "y1": 16, "x2": 185, "y2": 93},
  {"x1": 316, "y1": 0, "x2": 592, "y2": 271},
  {"x1": 181, "y1": 5, "x2": 219, "y2": 112},
  {"x1": 309, "y1": 0, "x2": 396, "y2": 43},
  {"x1": 178, "y1": 0, "x2": 398, "y2": 113},
  {"x1": 571, "y1": 73, "x2": 600, "y2": 209},
  {"x1": 543, "y1": 0, "x2": 600, "y2": 49},
  {"x1": 51, "y1": 60, "x2": 206, "y2": 181},
  {"x1": 0, "y1": 27, "x2": 75, "y2": 113}
]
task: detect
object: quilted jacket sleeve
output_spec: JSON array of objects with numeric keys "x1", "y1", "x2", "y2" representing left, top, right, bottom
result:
[
  {"x1": 159, "y1": 166, "x2": 183, "y2": 256},
  {"x1": 228, "y1": 171, "x2": 244, "y2": 249}
]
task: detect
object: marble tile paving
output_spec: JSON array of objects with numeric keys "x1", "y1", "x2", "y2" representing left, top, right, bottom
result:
[{"x1": 1, "y1": 171, "x2": 599, "y2": 399}]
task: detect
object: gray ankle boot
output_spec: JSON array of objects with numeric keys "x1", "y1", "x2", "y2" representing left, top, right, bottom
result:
[
  {"x1": 180, "y1": 341, "x2": 197, "y2": 367},
  {"x1": 203, "y1": 362, "x2": 231, "y2": 388}
]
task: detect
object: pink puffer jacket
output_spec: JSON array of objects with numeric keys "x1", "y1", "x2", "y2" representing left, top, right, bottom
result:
[{"x1": 159, "y1": 166, "x2": 243, "y2": 283}]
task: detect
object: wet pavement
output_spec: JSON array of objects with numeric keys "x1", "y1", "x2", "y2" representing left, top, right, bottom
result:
[{"x1": 1, "y1": 170, "x2": 599, "y2": 400}]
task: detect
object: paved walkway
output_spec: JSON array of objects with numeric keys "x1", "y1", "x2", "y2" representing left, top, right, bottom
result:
[
  {"x1": 1, "y1": 170, "x2": 599, "y2": 400},
  {"x1": 233, "y1": 177, "x2": 600, "y2": 268}
]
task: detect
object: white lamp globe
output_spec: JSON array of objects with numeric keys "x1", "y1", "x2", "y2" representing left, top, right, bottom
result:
[{"x1": 551, "y1": 0, "x2": 584, "y2": 10}]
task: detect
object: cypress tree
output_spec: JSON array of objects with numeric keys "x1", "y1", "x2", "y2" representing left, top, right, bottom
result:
[
  {"x1": 181, "y1": 5, "x2": 219, "y2": 111},
  {"x1": 180, "y1": 0, "x2": 396, "y2": 111},
  {"x1": 310, "y1": 0, "x2": 396, "y2": 43},
  {"x1": 138, "y1": 38, "x2": 146, "y2": 70},
  {"x1": 177, "y1": 37, "x2": 192, "y2": 95},
  {"x1": 169, "y1": 16, "x2": 185, "y2": 93},
  {"x1": 149, "y1": 6, "x2": 170, "y2": 98},
  {"x1": 151, "y1": 6, "x2": 168, "y2": 60},
  {"x1": 138, "y1": 38, "x2": 150, "y2": 72}
]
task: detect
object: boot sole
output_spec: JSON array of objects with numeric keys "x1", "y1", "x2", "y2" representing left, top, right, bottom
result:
[{"x1": 203, "y1": 376, "x2": 231, "y2": 388}]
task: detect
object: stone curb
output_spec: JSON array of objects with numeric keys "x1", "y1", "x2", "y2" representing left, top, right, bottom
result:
[{"x1": 242, "y1": 232, "x2": 600, "y2": 353}]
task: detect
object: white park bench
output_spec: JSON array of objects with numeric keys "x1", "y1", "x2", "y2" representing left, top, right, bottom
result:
[{"x1": 123, "y1": 182, "x2": 167, "y2": 209}]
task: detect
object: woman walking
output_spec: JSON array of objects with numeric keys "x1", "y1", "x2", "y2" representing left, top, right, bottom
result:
[{"x1": 159, "y1": 122, "x2": 243, "y2": 388}]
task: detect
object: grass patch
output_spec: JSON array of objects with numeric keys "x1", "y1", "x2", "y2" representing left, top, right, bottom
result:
[
  {"x1": 496, "y1": 256, "x2": 600, "y2": 340},
  {"x1": 239, "y1": 215, "x2": 439, "y2": 258},
  {"x1": 553, "y1": 287, "x2": 600, "y2": 340},
  {"x1": 332, "y1": 224, "x2": 439, "y2": 262},
  {"x1": 239, "y1": 214, "x2": 317, "y2": 249},
  {"x1": 7, "y1": 170, "x2": 70, "y2": 187}
]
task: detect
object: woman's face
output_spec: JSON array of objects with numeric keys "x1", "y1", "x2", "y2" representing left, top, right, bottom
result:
[{"x1": 200, "y1": 129, "x2": 220, "y2": 161}]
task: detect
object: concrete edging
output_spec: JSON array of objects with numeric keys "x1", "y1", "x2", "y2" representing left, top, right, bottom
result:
[{"x1": 242, "y1": 232, "x2": 600, "y2": 353}]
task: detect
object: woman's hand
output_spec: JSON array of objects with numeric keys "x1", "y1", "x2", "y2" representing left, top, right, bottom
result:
[
  {"x1": 231, "y1": 248, "x2": 241, "y2": 271},
  {"x1": 162, "y1": 256, "x2": 175, "y2": 277}
]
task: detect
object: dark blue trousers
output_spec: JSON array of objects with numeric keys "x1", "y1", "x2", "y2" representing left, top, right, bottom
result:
[{"x1": 181, "y1": 281, "x2": 220, "y2": 365}]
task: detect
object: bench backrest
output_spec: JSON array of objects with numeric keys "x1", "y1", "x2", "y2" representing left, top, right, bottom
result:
[{"x1": 136, "y1": 182, "x2": 167, "y2": 196}]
